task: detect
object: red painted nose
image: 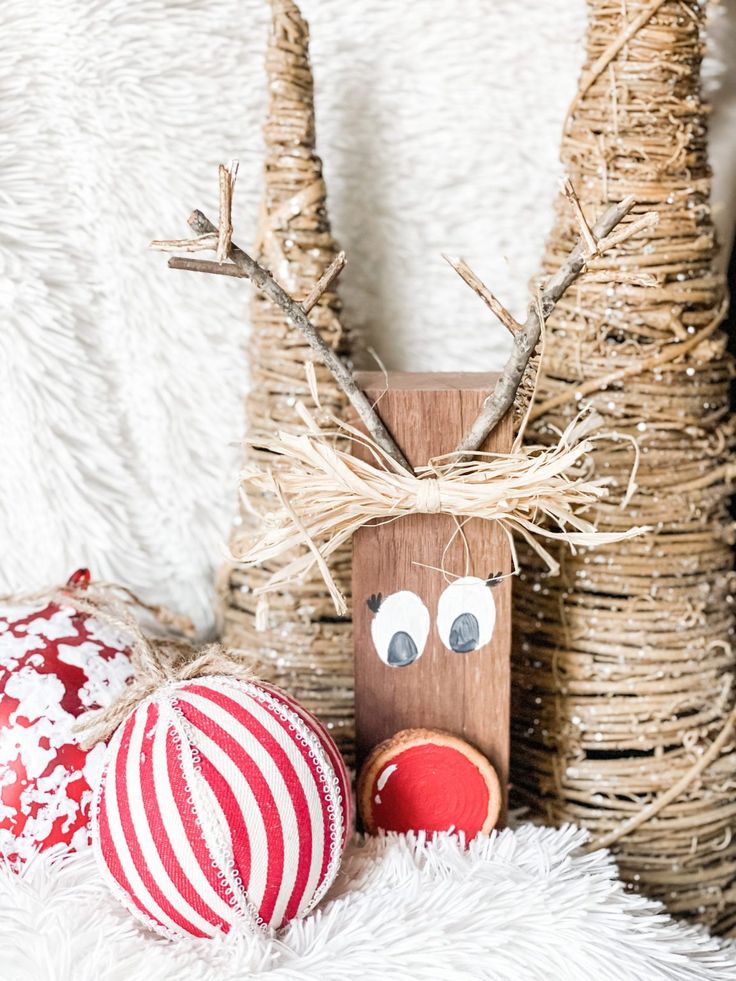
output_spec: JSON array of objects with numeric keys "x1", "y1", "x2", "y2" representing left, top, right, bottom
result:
[{"x1": 358, "y1": 728, "x2": 502, "y2": 840}]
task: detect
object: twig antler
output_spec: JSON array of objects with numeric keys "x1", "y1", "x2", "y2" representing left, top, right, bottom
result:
[
  {"x1": 151, "y1": 166, "x2": 412, "y2": 474},
  {"x1": 445, "y1": 181, "x2": 658, "y2": 454},
  {"x1": 153, "y1": 167, "x2": 656, "y2": 470}
]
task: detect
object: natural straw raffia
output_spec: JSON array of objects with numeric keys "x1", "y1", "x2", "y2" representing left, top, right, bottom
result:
[
  {"x1": 512, "y1": 0, "x2": 736, "y2": 933},
  {"x1": 234, "y1": 397, "x2": 647, "y2": 613},
  {"x1": 218, "y1": 0, "x2": 355, "y2": 761}
]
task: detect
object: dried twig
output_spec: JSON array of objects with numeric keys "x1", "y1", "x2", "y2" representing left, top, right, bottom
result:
[
  {"x1": 442, "y1": 256, "x2": 522, "y2": 335},
  {"x1": 301, "y1": 251, "x2": 346, "y2": 313},
  {"x1": 595, "y1": 211, "x2": 658, "y2": 253},
  {"x1": 217, "y1": 161, "x2": 238, "y2": 263},
  {"x1": 168, "y1": 257, "x2": 247, "y2": 279},
  {"x1": 586, "y1": 702, "x2": 736, "y2": 853},
  {"x1": 563, "y1": 178, "x2": 597, "y2": 254},
  {"x1": 153, "y1": 164, "x2": 652, "y2": 474},
  {"x1": 150, "y1": 234, "x2": 218, "y2": 252},
  {"x1": 166, "y1": 209, "x2": 411, "y2": 473},
  {"x1": 527, "y1": 296, "x2": 726, "y2": 422},
  {"x1": 167, "y1": 251, "x2": 347, "y2": 297},
  {"x1": 452, "y1": 192, "x2": 658, "y2": 454},
  {"x1": 564, "y1": 0, "x2": 669, "y2": 130}
]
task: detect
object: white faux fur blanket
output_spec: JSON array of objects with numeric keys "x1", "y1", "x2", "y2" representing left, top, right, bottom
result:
[
  {"x1": 2, "y1": 825, "x2": 735, "y2": 981},
  {"x1": 2, "y1": 1, "x2": 735, "y2": 630}
]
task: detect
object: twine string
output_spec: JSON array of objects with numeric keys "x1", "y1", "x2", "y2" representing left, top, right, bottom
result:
[
  {"x1": 75, "y1": 641, "x2": 254, "y2": 749},
  {"x1": 0, "y1": 572, "x2": 253, "y2": 749}
]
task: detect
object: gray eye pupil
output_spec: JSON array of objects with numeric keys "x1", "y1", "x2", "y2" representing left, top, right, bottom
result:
[
  {"x1": 387, "y1": 631, "x2": 419, "y2": 667},
  {"x1": 449, "y1": 613, "x2": 480, "y2": 653}
]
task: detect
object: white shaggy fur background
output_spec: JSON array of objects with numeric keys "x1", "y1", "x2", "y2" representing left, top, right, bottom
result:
[
  {"x1": 2, "y1": 0, "x2": 735, "y2": 630},
  {"x1": 3, "y1": 6, "x2": 736, "y2": 976},
  {"x1": 3, "y1": 827, "x2": 735, "y2": 981}
]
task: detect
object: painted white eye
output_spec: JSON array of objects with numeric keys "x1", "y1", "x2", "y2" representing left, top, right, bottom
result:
[
  {"x1": 437, "y1": 576, "x2": 496, "y2": 654},
  {"x1": 367, "y1": 591, "x2": 430, "y2": 668}
]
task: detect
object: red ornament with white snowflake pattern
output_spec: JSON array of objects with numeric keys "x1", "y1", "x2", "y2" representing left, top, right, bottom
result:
[{"x1": 0, "y1": 571, "x2": 134, "y2": 862}]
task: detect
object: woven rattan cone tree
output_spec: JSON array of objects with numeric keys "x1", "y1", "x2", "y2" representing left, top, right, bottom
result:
[
  {"x1": 219, "y1": 0, "x2": 355, "y2": 759},
  {"x1": 513, "y1": 0, "x2": 736, "y2": 932}
]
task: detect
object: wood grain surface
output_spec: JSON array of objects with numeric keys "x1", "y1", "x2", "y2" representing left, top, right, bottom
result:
[{"x1": 352, "y1": 372, "x2": 513, "y2": 822}]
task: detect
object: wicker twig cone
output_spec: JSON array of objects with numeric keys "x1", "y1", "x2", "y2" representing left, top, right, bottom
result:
[
  {"x1": 513, "y1": 0, "x2": 736, "y2": 932},
  {"x1": 219, "y1": 0, "x2": 354, "y2": 761}
]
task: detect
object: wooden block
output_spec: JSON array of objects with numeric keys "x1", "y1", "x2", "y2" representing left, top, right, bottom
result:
[{"x1": 351, "y1": 371, "x2": 513, "y2": 822}]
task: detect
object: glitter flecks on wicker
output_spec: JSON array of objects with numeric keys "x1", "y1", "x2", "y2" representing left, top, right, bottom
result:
[
  {"x1": 512, "y1": 0, "x2": 736, "y2": 934},
  {"x1": 218, "y1": 0, "x2": 354, "y2": 762}
]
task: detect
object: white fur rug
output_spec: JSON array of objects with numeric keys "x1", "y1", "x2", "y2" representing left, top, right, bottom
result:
[
  {"x1": 2, "y1": 1, "x2": 735, "y2": 631},
  {"x1": 1, "y1": 825, "x2": 734, "y2": 981}
]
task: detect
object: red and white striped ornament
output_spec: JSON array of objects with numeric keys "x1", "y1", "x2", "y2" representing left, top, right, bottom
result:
[
  {"x1": 0, "y1": 573, "x2": 134, "y2": 862},
  {"x1": 92, "y1": 675, "x2": 351, "y2": 939}
]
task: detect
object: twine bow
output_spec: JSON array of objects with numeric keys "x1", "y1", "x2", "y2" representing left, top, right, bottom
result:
[
  {"x1": 0, "y1": 570, "x2": 254, "y2": 748},
  {"x1": 235, "y1": 404, "x2": 648, "y2": 618},
  {"x1": 74, "y1": 640, "x2": 254, "y2": 748}
]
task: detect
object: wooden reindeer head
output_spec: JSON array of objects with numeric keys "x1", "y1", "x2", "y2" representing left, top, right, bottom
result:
[
  {"x1": 349, "y1": 371, "x2": 515, "y2": 814},
  {"x1": 152, "y1": 164, "x2": 652, "y2": 819}
]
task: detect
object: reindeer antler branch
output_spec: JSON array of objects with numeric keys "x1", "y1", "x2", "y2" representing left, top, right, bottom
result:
[
  {"x1": 153, "y1": 166, "x2": 655, "y2": 470},
  {"x1": 151, "y1": 169, "x2": 412, "y2": 474},
  {"x1": 446, "y1": 183, "x2": 658, "y2": 454}
]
